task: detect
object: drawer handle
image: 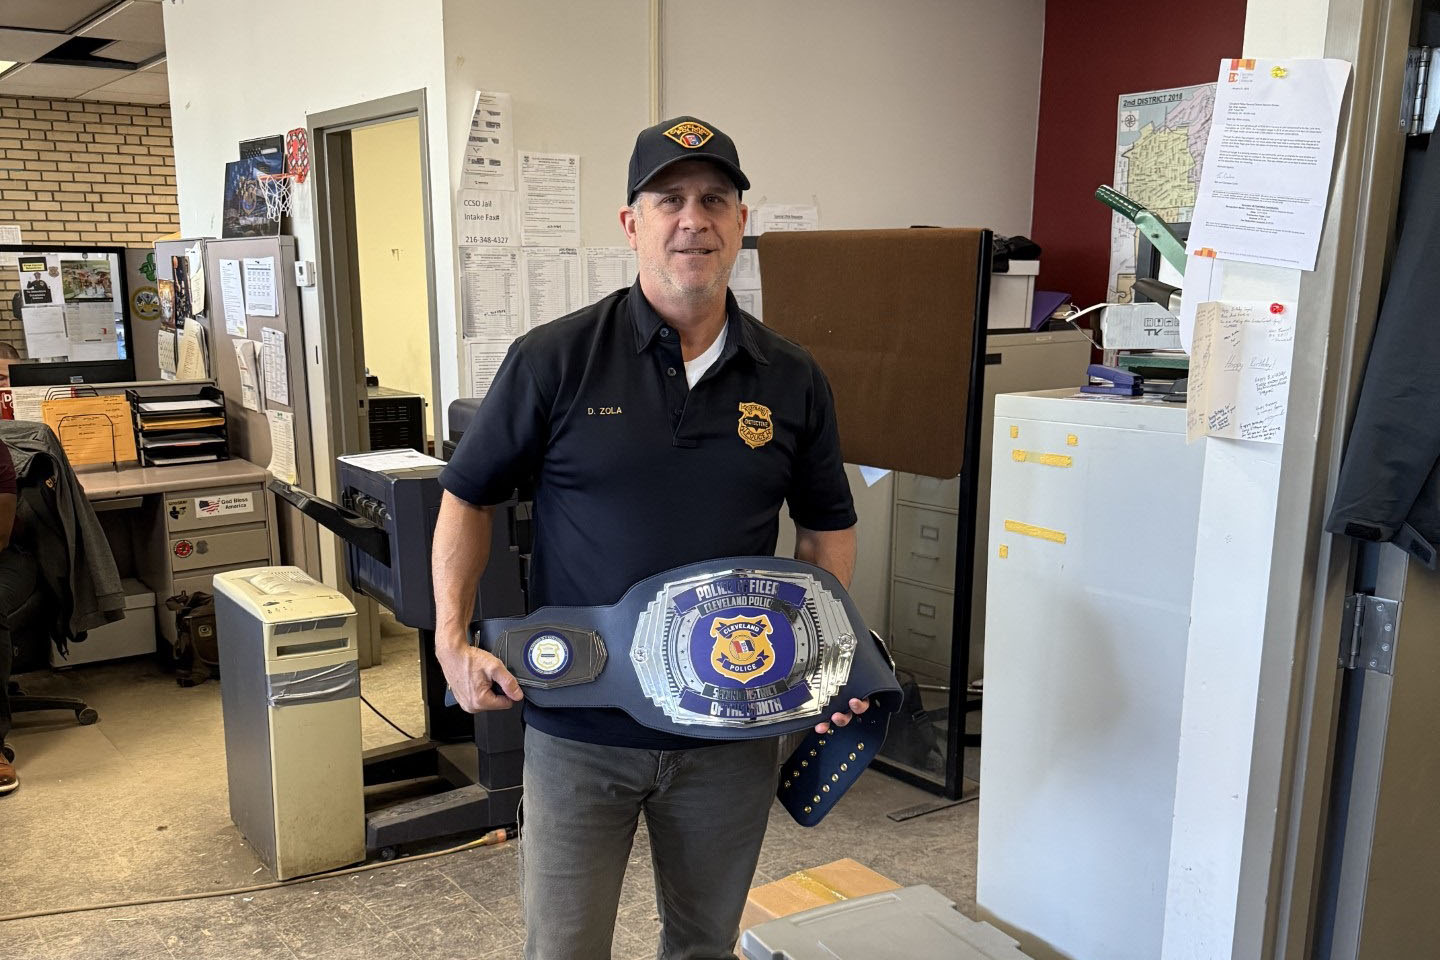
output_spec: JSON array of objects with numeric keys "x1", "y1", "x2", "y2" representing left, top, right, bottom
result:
[
  {"x1": 916, "y1": 603, "x2": 936, "y2": 618},
  {"x1": 919, "y1": 525, "x2": 941, "y2": 541},
  {"x1": 908, "y1": 628, "x2": 937, "y2": 641},
  {"x1": 908, "y1": 551, "x2": 940, "y2": 562}
]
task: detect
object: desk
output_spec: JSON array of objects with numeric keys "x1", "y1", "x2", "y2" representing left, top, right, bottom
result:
[{"x1": 66, "y1": 459, "x2": 280, "y2": 666}]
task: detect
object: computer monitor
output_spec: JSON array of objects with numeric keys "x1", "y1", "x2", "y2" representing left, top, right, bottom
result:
[
  {"x1": 1133, "y1": 222, "x2": 1189, "y2": 304},
  {"x1": 1, "y1": 244, "x2": 136, "y2": 383}
]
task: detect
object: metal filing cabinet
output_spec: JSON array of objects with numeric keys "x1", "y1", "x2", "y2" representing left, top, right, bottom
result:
[
  {"x1": 140, "y1": 483, "x2": 278, "y2": 651},
  {"x1": 885, "y1": 329, "x2": 1091, "y2": 688},
  {"x1": 877, "y1": 330, "x2": 1091, "y2": 793}
]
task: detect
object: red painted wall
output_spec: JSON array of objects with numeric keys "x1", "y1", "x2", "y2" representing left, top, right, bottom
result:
[{"x1": 1031, "y1": 0, "x2": 1249, "y2": 308}]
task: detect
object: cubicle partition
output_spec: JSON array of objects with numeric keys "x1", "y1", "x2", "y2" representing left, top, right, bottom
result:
[{"x1": 156, "y1": 237, "x2": 321, "y2": 578}]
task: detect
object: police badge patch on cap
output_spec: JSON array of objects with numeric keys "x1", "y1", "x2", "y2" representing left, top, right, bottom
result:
[{"x1": 664, "y1": 120, "x2": 714, "y2": 149}]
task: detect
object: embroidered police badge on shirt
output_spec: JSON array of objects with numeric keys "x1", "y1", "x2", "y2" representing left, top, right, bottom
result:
[
  {"x1": 663, "y1": 121, "x2": 714, "y2": 149},
  {"x1": 737, "y1": 402, "x2": 773, "y2": 449}
]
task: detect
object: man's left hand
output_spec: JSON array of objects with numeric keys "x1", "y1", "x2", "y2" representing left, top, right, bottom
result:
[{"x1": 815, "y1": 697, "x2": 870, "y2": 734}]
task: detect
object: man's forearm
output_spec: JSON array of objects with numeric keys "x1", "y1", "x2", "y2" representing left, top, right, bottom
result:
[
  {"x1": 794, "y1": 524, "x2": 857, "y2": 589},
  {"x1": 432, "y1": 492, "x2": 494, "y2": 649}
]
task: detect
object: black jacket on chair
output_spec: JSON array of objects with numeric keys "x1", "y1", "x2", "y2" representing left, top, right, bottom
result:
[
  {"x1": 1327, "y1": 131, "x2": 1440, "y2": 563},
  {"x1": 0, "y1": 421, "x2": 123, "y2": 652}
]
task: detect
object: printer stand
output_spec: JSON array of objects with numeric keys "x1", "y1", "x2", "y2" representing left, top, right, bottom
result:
[{"x1": 361, "y1": 626, "x2": 524, "y2": 859}]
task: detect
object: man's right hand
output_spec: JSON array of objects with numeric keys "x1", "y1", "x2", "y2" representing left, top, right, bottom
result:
[{"x1": 436, "y1": 640, "x2": 524, "y2": 713}]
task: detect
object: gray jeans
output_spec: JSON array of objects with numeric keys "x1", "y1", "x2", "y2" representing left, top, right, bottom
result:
[{"x1": 520, "y1": 725, "x2": 780, "y2": 960}]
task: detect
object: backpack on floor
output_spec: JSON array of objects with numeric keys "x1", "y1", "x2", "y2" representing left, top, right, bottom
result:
[{"x1": 163, "y1": 591, "x2": 219, "y2": 686}]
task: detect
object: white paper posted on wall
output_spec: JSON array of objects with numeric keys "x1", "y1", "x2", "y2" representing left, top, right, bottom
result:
[
  {"x1": 261, "y1": 327, "x2": 288, "y2": 406},
  {"x1": 467, "y1": 340, "x2": 508, "y2": 400},
  {"x1": 1186, "y1": 300, "x2": 1295, "y2": 444},
  {"x1": 464, "y1": 91, "x2": 515, "y2": 191},
  {"x1": 523, "y1": 247, "x2": 581, "y2": 329},
  {"x1": 266, "y1": 409, "x2": 298, "y2": 484},
  {"x1": 1187, "y1": 57, "x2": 1351, "y2": 270},
  {"x1": 458, "y1": 189, "x2": 517, "y2": 247},
  {"x1": 243, "y1": 257, "x2": 279, "y2": 317},
  {"x1": 520, "y1": 152, "x2": 580, "y2": 247},
  {"x1": 218, "y1": 258, "x2": 247, "y2": 336},
  {"x1": 461, "y1": 248, "x2": 523, "y2": 339}
]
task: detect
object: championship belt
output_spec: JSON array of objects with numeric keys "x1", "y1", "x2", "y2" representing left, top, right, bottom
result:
[{"x1": 460, "y1": 556, "x2": 902, "y2": 825}]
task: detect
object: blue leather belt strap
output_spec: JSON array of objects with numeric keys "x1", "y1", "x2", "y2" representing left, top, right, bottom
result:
[{"x1": 458, "y1": 556, "x2": 902, "y2": 825}]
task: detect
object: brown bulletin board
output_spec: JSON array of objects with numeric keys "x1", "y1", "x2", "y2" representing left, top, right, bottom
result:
[{"x1": 757, "y1": 228, "x2": 992, "y2": 478}]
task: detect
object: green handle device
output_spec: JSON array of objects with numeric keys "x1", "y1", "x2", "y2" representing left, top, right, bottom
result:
[{"x1": 1095, "y1": 185, "x2": 1188, "y2": 278}]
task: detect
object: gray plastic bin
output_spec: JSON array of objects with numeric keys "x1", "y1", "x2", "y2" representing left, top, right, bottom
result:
[{"x1": 739, "y1": 885, "x2": 1033, "y2": 960}]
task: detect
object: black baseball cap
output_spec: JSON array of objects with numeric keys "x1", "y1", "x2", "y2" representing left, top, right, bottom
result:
[{"x1": 627, "y1": 116, "x2": 750, "y2": 205}]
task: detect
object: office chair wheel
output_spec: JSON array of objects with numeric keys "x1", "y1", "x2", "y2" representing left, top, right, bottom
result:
[
  {"x1": 378, "y1": 846, "x2": 398, "y2": 862},
  {"x1": 77, "y1": 708, "x2": 99, "y2": 725},
  {"x1": 2, "y1": 743, "x2": 12, "y2": 762}
]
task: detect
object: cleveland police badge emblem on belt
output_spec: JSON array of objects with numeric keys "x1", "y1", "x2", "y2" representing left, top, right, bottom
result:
[{"x1": 631, "y1": 567, "x2": 856, "y2": 727}]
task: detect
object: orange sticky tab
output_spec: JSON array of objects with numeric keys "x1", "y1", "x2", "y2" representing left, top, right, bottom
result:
[
  {"x1": 998, "y1": 545, "x2": 1009, "y2": 559},
  {"x1": 1066, "y1": 434, "x2": 1079, "y2": 446},
  {"x1": 1009, "y1": 425, "x2": 1019, "y2": 439}
]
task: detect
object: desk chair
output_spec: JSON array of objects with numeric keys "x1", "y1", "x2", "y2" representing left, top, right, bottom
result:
[{"x1": 0, "y1": 456, "x2": 99, "y2": 761}]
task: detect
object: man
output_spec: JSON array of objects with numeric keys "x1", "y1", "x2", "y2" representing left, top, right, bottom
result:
[
  {"x1": 0, "y1": 432, "x2": 20, "y2": 794},
  {"x1": 23, "y1": 272, "x2": 51, "y2": 305},
  {"x1": 0, "y1": 342, "x2": 18, "y2": 388},
  {"x1": 434, "y1": 117, "x2": 866, "y2": 959}
]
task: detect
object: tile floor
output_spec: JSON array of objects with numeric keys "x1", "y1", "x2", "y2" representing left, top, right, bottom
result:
[{"x1": 1, "y1": 625, "x2": 978, "y2": 958}]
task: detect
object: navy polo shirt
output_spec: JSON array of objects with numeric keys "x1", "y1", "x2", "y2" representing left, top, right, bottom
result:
[{"x1": 440, "y1": 280, "x2": 857, "y2": 749}]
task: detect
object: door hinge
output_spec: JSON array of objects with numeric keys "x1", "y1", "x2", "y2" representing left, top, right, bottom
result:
[
  {"x1": 1404, "y1": 47, "x2": 1439, "y2": 135},
  {"x1": 1338, "y1": 594, "x2": 1400, "y2": 674}
]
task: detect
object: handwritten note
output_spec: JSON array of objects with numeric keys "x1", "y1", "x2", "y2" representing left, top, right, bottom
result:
[{"x1": 1186, "y1": 300, "x2": 1296, "y2": 444}]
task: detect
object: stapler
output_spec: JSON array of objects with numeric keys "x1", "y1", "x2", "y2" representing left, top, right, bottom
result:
[{"x1": 1081, "y1": 363, "x2": 1143, "y2": 397}]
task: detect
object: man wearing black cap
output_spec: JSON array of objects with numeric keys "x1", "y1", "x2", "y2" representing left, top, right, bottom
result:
[{"x1": 434, "y1": 116, "x2": 864, "y2": 958}]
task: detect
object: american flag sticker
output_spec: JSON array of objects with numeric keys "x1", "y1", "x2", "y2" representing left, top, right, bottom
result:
[{"x1": 193, "y1": 493, "x2": 255, "y2": 517}]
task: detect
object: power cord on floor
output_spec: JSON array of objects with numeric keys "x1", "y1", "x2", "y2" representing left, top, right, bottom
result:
[
  {"x1": 0, "y1": 826, "x2": 517, "y2": 924},
  {"x1": 360, "y1": 693, "x2": 417, "y2": 741}
]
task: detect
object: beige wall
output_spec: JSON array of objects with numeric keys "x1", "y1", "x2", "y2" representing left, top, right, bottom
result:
[
  {"x1": 0, "y1": 96, "x2": 179, "y2": 355},
  {"x1": 351, "y1": 116, "x2": 433, "y2": 438}
]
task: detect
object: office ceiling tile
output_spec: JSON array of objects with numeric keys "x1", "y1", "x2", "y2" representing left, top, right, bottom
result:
[
  {"x1": 75, "y1": 1, "x2": 163, "y2": 43},
  {"x1": 0, "y1": 61, "x2": 122, "y2": 98},
  {"x1": 92, "y1": 38, "x2": 164, "y2": 63},
  {"x1": 0, "y1": 28, "x2": 70, "y2": 62},
  {"x1": 83, "y1": 67, "x2": 168, "y2": 100},
  {"x1": 0, "y1": 0, "x2": 114, "y2": 33}
]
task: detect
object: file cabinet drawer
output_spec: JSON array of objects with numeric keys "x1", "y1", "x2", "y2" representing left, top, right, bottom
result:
[
  {"x1": 165, "y1": 486, "x2": 266, "y2": 534},
  {"x1": 895, "y1": 472, "x2": 961, "y2": 510},
  {"x1": 168, "y1": 527, "x2": 272, "y2": 573},
  {"x1": 891, "y1": 504, "x2": 958, "y2": 588},
  {"x1": 889, "y1": 581, "x2": 954, "y2": 666}
]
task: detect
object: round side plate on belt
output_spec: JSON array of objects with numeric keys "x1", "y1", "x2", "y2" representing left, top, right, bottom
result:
[
  {"x1": 631, "y1": 568, "x2": 856, "y2": 728},
  {"x1": 524, "y1": 631, "x2": 572, "y2": 679}
]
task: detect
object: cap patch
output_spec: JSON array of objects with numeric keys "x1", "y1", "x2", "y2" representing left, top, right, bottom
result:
[{"x1": 664, "y1": 121, "x2": 713, "y2": 149}]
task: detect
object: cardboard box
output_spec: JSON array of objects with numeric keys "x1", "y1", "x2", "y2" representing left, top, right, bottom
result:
[{"x1": 740, "y1": 858, "x2": 901, "y2": 932}]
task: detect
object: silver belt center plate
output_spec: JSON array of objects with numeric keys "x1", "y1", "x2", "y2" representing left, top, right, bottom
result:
[{"x1": 630, "y1": 567, "x2": 857, "y2": 728}]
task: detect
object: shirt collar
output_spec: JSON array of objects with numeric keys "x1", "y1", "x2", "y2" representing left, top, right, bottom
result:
[{"x1": 627, "y1": 280, "x2": 769, "y2": 365}]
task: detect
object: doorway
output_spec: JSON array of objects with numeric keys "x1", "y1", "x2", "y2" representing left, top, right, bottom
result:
[
  {"x1": 350, "y1": 115, "x2": 435, "y2": 454},
  {"x1": 308, "y1": 90, "x2": 441, "y2": 667}
]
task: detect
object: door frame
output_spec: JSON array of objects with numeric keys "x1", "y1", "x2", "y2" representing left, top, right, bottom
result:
[
  {"x1": 309, "y1": 89, "x2": 443, "y2": 461},
  {"x1": 308, "y1": 89, "x2": 442, "y2": 666}
]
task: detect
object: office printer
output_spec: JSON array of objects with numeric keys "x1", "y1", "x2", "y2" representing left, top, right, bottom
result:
[{"x1": 271, "y1": 447, "x2": 527, "y2": 857}]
